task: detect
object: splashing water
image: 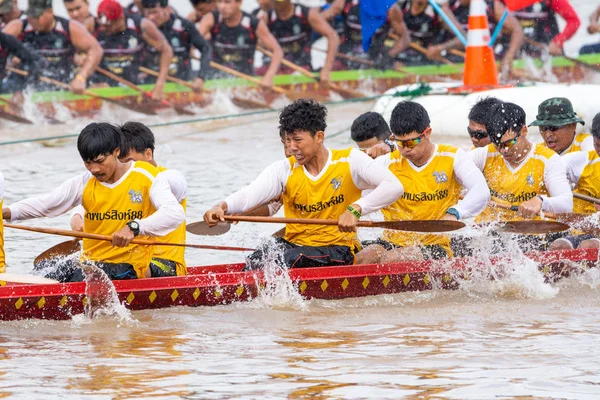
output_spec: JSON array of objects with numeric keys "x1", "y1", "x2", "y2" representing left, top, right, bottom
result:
[{"x1": 80, "y1": 263, "x2": 134, "y2": 323}]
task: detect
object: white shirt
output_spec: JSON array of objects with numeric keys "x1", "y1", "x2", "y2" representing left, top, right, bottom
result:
[
  {"x1": 470, "y1": 143, "x2": 573, "y2": 213},
  {"x1": 225, "y1": 148, "x2": 404, "y2": 216},
  {"x1": 8, "y1": 163, "x2": 185, "y2": 236},
  {"x1": 373, "y1": 145, "x2": 490, "y2": 219}
]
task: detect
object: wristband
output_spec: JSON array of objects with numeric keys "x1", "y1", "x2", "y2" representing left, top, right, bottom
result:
[
  {"x1": 446, "y1": 207, "x2": 460, "y2": 220},
  {"x1": 347, "y1": 205, "x2": 361, "y2": 219},
  {"x1": 74, "y1": 74, "x2": 86, "y2": 83}
]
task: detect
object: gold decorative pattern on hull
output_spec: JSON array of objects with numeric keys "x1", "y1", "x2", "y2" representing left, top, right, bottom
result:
[
  {"x1": 148, "y1": 291, "x2": 157, "y2": 303},
  {"x1": 320, "y1": 280, "x2": 329, "y2": 292},
  {"x1": 341, "y1": 278, "x2": 349, "y2": 291}
]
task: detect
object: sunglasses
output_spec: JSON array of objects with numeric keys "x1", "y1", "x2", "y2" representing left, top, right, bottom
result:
[
  {"x1": 391, "y1": 133, "x2": 424, "y2": 149},
  {"x1": 539, "y1": 125, "x2": 562, "y2": 132},
  {"x1": 494, "y1": 131, "x2": 522, "y2": 151},
  {"x1": 467, "y1": 127, "x2": 488, "y2": 140}
]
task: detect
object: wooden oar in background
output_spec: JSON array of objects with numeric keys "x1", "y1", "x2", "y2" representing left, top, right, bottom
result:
[
  {"x1": 312, "y1": 47, "x2": 415, "y2": 76},
  {"x1": 0, "y1": 273, "x2": 59, "y2": 284},
  {"x1": 409, "y1": 42, "x2": 455, "y2": 66},
  {"x1": 257, "y1": 46, "x2": 366, "y2": 99},
  {"x1": 7, "y1": 67, "x2": 158, "y2": 116},
  {"x1": 5, "y1": 224, "x2": 254, "y2": 252},
  {"x1": 95, "y1": 66, "x2": 195, "y2": 115},
  {"x1": 0, "y1": 97, "x2": 34, "y2": 124}
]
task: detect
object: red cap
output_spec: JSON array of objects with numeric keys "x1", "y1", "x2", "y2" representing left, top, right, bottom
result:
[{"x1": 97, "y1": 0, "x2": 123, "y2": 23}]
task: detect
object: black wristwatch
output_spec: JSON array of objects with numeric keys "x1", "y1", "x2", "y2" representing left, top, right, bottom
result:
[
  {"x1": 384, "y1": 139, "x2": 395, "y2": 152},
  {"x1": 127, "y1": 221, "x2": 140, "y2": 237}
]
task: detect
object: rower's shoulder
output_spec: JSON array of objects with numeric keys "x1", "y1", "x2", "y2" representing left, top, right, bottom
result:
[
  {"x1": 533, "y1": 143, "x2": 559, "y2": 160},
  {"x1": 436, "y1": 143, "x2": 460, "y2": 155},
  {"x1": 132, "y1": 161, "x2": 160, "y2": 178}
]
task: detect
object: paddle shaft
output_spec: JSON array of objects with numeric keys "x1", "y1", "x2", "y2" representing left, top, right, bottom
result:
[
  {"x1": 574, "y1": 192, "x2": 600, "y2": 205},
  {"x1": 139, "y1": 66, "x2": 196, "y2": 90},
  {"x1": 5, "y1": 224, "x2": 253, "y2": 252},
  {"x1": 313, "y1": 47, "x2": 413, "y2": 75},
  {"x1": 223, "y1": 215, "x2": 447, "y2": 229},
  {"x1": 409, "y1": 42, "x2": 455, "y2": 65},
  {"x1": 203, "y1": 58, "x2": 289, "y2": 95},
  {"x1": 490, "y1": 200, "x2": 557, "y2": 219},
  {"x1": 257, "y1": 46, "x2": 364, "y2": 98}
]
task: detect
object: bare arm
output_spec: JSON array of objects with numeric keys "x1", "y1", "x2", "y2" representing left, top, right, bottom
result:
[
  {"x1": 69, "y1": 20, "x2": 103, "y2": 92},
  {"x1": 387, "y1": 5, "x2": 410, "y2": 57},
  {"x1": 141, "y1": 18, "x2": 173, "y2": 99},
  {"x1": 256, "y1": 19, "x2": 282, "y2": 88},
  {"x1": 494, "y1": 1, "x2": 523, "y2": 72},
  {"x1": 197, "y1": 11, "x2": 215, "y2": 39},
  {"x1": 308, "y1": 7, "x2": 339, "y2": 84},
  {"x1": 588, "y1": 5, "x2": 600, "y2": 34},
  {"x1": 2, "y1": 18, "x2": 23, "y2": 36}
]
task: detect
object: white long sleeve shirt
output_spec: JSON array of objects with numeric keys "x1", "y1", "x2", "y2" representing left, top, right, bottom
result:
[
  {"x1": 225, "y1": 148, "x2": 404, "y2": 216},
  {"x1": 8, "y1": 164, "x2": 185, "y2": 237},
  {"x1": 373, "y1": 146, "x2": 490, "y2": 219},
  {"x1": 470, "y1": 144, "x2": 573, "y2": 213}
]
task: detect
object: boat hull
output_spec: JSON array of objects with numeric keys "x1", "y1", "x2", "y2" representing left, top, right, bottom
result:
[{"x1": 0, "y1": 248, "x2": 597, "y2": 321}]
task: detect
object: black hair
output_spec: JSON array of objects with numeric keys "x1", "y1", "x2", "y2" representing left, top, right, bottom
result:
[
  {"x1": 120, "y1": 121, "x2": 155, "y2": 156},
  {"x1": 484, "y1": 101, "x2": 526, "y2": 145},
  {"x1": 350, "y1": 112, "x2": 391, "y2": 142},
  {"x1": 142, "y1": 0, "x2": 168, "y2": 8},
  {"x1": 64, "y1": 0, "x2": 89, "y2": 3},
  {"x1": 592, "y1": 112, "x2": 600, "y2": 139},
  {"x1": 279, "y1": 98, "x2": 327, "y2": 136},
  {"x1": 468, "y1": 96, "x2": 502, "y2": 125},
  {"x1": 77, "y1": 122, "x2": 124, "y2": 162},
  {"x1": 190, "y1": 0, "x2": 211, "y2": 5},
  {"x1": 389, "y1": 101, "x2": 430, "y2": 136}
]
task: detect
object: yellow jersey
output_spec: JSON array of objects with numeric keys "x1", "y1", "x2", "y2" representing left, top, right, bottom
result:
[
  {"x1": 82, "y1": 161, "x2": 159, "y2": 278},
  {"x1": 381, "y1": 144, "x2": 461, "y2": 254},
  {"x1": 574, "y1": 150, "x2": 600, "y2": 214},
  {"x1": 283, "y1": 148, "x2": 362, "y2": 249},
  {"x1": 0, "y1": 199, "x2": 4, "y2": 273},
  {"x1": 153, "y1": 166, "x2": 187, "y2": 276},
  {"x1": 477, "y1": 144, "x2": 554, "y2": 222}
]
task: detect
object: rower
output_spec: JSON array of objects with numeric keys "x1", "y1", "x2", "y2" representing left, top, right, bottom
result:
[
  {"x1": 2, "y1": 0, "x2": 103, "y2": 93},
  {"x1": 470, "y1": 101, "x2": 573, "y2": 251},
  {"x1": 350, "y1": 111, "x2": 395, "y2": 157},
  {"x1": 549, "y1": 112, "x2": 600, "y2": 251},
  {"x1": 2, "y1": 122, "x2": 184, "y2": 283},
  {"x1": 197, "y1": 0, "x2": 283, "y2": 88},
  {"x1": 435, "y1": 0, "x2": 523, "y2": 73},
  {"x1": 0, "y1": 171, "x2": 4, "y2": 274},
  {"x1": 142, "y1": 0, "x2": 212, "y2": 92},
  {"x1": 355, "y1": 101, "x2": 490, "y2": 264},
  {"x1": 529, "y1": 97, "x2": 591, "y2": 156},
  {"x1": 468, "y1": 97, "x2": 502, "y2": 148},
  {"x1": 0, "y1": 31, "x2": 44, "y2": 93},
  {"x1": 262, "y1": 0, "x2": 339, "y2": 86},
  {"x1": 64, "y1": 0, "x2": 96, "y2": 33},
  {"x1": 71, "y1": 122, "x2": 188, "y2": 277},
  {"x1": 94, "y1": 0, "x2": 173, "y2": 100},
  {"x1": 324, "y1": 0, "x2": 410, "y2": 70},
  {"x1": 507, "y1": 0, "x2": 580, "y2": 57},
  {"x1": 203, "y1": 98, "x2": 404, "y2": 270},
  {"x1": 187, "y1": 0, "x2": 215, "y2": 23},
  {"x1": 125, "y1": 0, "x2": 142, "y2": 16},
  {"x1": 0, "y1": 0, "x2": 23, "y2": 30},
  {"x1": 580, "y1": 5, "x2": 600, "y2": 55}
]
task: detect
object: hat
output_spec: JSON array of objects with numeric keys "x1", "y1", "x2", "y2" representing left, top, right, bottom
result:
[
  {"x1": 97, "y1": 0, "x2": 123, "y2": 24},
  {"x1": 26, "y1": 0, "x2": 52, "y2": 18},
  {"x1": 528, "y1": 97, "x2": 585, "y2": 127},
  {"x1": 0, "y1": 0, "x2": 13, "y2": 15}
]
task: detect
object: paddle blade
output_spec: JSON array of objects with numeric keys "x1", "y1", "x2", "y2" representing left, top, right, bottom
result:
[
  {"x1": 34, "y1": 239, "x2": 81, "y2": 265},
  {"x1": 500, "y1": 220, "x2": 570, "y2": 234},
  {"x1": 0, "y1": 273, "x2": 59, "y2": 285},
  {"x1": 375, "y1": 220, "x2": 466, "y2": 232},
  {"x1": 0, "y1": 109, "x2": 33, "y2": 124},
  {"x1": 186, "y1": 221, "x2": 231, "y2": 236}
]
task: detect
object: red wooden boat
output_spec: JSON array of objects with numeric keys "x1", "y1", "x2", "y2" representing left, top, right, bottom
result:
[{"x1": 0, "y1": 248, "x2": 597, "y2": 321}]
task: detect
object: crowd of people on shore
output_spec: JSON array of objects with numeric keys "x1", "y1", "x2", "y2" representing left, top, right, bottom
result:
[
  {"x1": 1, "y1": 94, "x2": 599, "y2": 281},
  {"x1": 0, "y1": 0, "x2": 598, "y2": 98}
]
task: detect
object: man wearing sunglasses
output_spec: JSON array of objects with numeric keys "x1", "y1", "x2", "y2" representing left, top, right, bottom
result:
[
  {"x1": 548, "y1": 112, "x2": 600, "y2": 251},
  {"x1": 530, "y1": 97, "x2": 591, "y2": 156},
  {"x1": 468, "y1": 97, "x2": 502, "y2": 149},
  {"x1": 355, "y1": 101, "x2": 490, "y2": 264},
  {"x1": 470, "y1": 101, "x2": 572, "y2": 228}
]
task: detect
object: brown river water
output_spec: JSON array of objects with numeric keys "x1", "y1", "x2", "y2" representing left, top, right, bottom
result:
[{"x1": 1, "y1": 101, "x2": 600, "y2": 399}]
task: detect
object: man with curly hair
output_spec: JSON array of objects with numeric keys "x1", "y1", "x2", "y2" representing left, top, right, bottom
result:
[{"x1": 203, "y1": 98, "x2": 404, "y2": 270}]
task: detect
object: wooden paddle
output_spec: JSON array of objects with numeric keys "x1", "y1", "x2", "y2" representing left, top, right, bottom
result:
[
  {"x1": 574, "y1": 192, "x2": 600, "y2": 205},
  {"x1": 564, "y1": 56, "x2": 600, "y2": 73},
  {"x1": 0, "y1": 96, "x2": 34, "y2": 124},
  {"x1": 409, "y1": 42, "x2": 455, "y2": 66},
  {"x1": 5, "y1": 224, "x2": 254, "y2": 252},
  {"x1": 257, "y1": 46, "x2": 366, "y2": 99},
  {"x1": 187, "y1": 202, "x2": 275, "y2": 236},
  {"x1": 7, "y1": 67, "x2": 159, "y2": 116},
  {"x1": 487, "y1": 201, "x2": 571, "y2": 233},
  {"x1": 95, "y1": 66, "x2": 195, "y2": 115},
  {"x1": 34, "y1": 239, "x2": 81, "y2": 265},
  {"x1": 0, "y1": 273, "x2": 59, "y2": 285},
  {"x1": 312, "y1": 47, "x2": 414, "y2": 75},
  {"x1": 219, "y1": 215, "x2": 466, "y2": 232}
]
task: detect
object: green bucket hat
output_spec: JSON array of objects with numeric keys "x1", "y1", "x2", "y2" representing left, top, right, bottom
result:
[{"x1": 528, "y1": 97, "x2": 585, "y2": 127}]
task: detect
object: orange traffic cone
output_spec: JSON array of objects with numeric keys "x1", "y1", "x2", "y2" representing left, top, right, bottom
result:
[{"x1": 463, "y1": 0, "x2": 499, "y2": 88}]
